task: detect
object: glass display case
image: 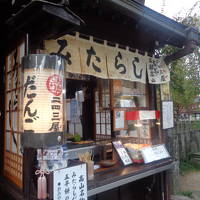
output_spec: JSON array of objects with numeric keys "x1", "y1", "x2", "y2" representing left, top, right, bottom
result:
[{"x1": 112, "y1": 80, "x2": 147, "y2": 108}]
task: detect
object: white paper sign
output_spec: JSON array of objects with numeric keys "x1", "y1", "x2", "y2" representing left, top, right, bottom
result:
[
  {"x1": 147, "y1": 57, "x2": 170, "y2": 84},
  {"x1": 113, "y1": 141, "x2": 133, "y2": 166},
  {"x1": 141, "y1": 144, "x2": 170, "y2": 164},
  {"x1": 54, "y1": 164, "x2": 87, "y2": 200},
  {"x1": 162, "y1": 101, "x2": 174, "y2": 129},
  {"x1": 115, "y1": 110, "x2": 125, "y2": 129},
  {"x1": 139, "y1": 111, "x2": 156, "y2": 120},
  {"x1": 37, "y1": 148, "x2": 63, "y2": 160}
]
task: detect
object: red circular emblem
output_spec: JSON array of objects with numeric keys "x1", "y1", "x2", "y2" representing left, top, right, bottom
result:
[{"x1": 46, "y1": 74, "x2": 62, "y2": 96}]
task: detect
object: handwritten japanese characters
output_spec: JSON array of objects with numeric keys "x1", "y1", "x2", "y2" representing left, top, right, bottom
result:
[
  {"x1": 112, "y1": 141, "x2": 133, "y2": 166},
  {"x1": 44, "y1": 34, "x2": 168, "y2": 84},
  {"x1": 79, "y1": 38, "x2": 107, "y2": 79},
  {"x1": 54, "y1": 164, "x2": 87, "y2": 200},
  {"x1": 45, "y1": 35, "x2": 81, "y2": 74},
  {"x1": 23, "y1": 55, "x2": 64, "y2": 134},
  {"x1": 147, "y1": 57, "x2": 170, "y2": 84},
  {"x1": 162, "y1": 101, "x2": 174, "y2": 129},
  {"x1": 107, "y1": 47, "x2": 130, "y2": 81},
  {"x1": 129, "y1": 52, "x2": 147, "y2": 83},
  {"x1": 141, "y1": 144, "x2": 170, "y2": 164}
]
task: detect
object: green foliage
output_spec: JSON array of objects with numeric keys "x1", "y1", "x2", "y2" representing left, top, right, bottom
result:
[
  {"x1": 191, "y1": 121, "x2": 200, "y2": 130},
  {"x1": 161, "y1": 19, "x2": 200, "y2": 115},
  {"x1": 73, "y1": 134, "x2": 81, "y2": 142},
  {"x1": 169, "y1": 57, "x2": 200, "y2": 115},
  {"x1": 180, "y1": 160, "x2": 200, "y2": 176},
  {"x1": 160, "y1": 3, "x2": 200, "y2": 116},
  {"x1": 178, "y1": 191, "x2": 193, "y2": 198}
]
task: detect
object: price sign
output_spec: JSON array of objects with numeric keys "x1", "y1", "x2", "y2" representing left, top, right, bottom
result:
[
  {"x1": 141, "y1": 144, "x2": 170, "y2": 164},
  {"x1": 112, "y1": 141, "x2": 133, "y2": 166},
  {"x1": 54, "y1": 163, "x2": 87, "y2": 200}
]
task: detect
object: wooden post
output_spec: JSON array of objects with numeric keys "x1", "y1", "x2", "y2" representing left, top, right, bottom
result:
[{"x1": 23, "y1": 148, "x2": 37, "y2": 200}]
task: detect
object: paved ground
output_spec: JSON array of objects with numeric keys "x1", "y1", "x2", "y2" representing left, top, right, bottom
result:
[
  {"x1": 180, "y1": 171, "x2": 200, "y2": 191},
  {"x1": 171, "y1": 171, "x2": 200, "y2": 200},
  {"x1": 171, "y1": 195, "x2": 194, "y2": 200}
]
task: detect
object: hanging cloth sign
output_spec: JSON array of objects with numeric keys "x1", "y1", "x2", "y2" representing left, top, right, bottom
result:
[
  {"x1": 129, "y1": 50, "x2": 147, "y2": 83},
  {"x1": 79, "y1": 36, "x2": 108, "y2": 79},
  {"x1": 44, "y1": 34, "x2": 82, "y2": 74},
  {"x1": 107, "y1": 45, "x2": 131, "y2": 81},
  {"x1": 147, "y1": 57, "x2": 170, "y2": 84},
  {"x1": 44, "y1": 34, "x2": 170, "y2": 84}
]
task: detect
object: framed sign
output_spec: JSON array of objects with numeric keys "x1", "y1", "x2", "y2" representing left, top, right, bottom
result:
[
  {"x1": 141, "y1": 144, "x2": 170, "y2": 164},
  {"x1": 54, "y1": 163, "x2": 87, "y2": 200},
  {"x1": 112, "y1": 141, "x2": 133, "y2": 166},
  {"x1": 162, "y1": 101, "x2": 174, "y2": 129},
  {"x1": 113, "y1": 109, "x2": 127, "y2": 131}
]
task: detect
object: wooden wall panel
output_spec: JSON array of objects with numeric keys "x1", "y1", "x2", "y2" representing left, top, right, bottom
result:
[{"x1": 4, "y1": 41, "x2": 25, "y2": 188}]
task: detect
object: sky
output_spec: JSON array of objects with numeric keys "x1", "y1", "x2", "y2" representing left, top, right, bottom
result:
[{"x1": 145, "y1": 0, "x2": 199, "y2": 19}]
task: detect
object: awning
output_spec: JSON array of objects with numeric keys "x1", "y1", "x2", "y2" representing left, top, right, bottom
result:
[
  {"x1": 100, "y1": 0, "x2": 200, "y2": 47},
  {"x1": 6, "y1": 0, "x2": 85, "y2": 41}
]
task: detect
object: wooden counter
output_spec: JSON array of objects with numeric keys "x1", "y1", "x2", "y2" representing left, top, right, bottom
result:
[
  {"x1": 88, "y1": 158, "x2": 174, "y2": 197},
  {"x1": 0, "y1": 158, "x2": 173, "y2": 200}
]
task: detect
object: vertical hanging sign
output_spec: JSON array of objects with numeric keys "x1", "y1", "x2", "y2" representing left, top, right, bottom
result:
[
  {"x1": 45, "y1": 34, "x2": 82, "y2": 74},
  {"x1": 128, "y1": 51, "x2": 147, "y2": 83},
  {"x1": 106, "y1": 46, "x2": 131, "y2": 81},
  {"x1": 77, "y1": 36, "x2": 108, "y2": 79},
  {"x1": 162, "y1": 101, "x2": 174, "y2": 129},
  {"x1": 147, "y1": 57, "x2": 170, "y2": 84},
  {"x1": 22, "y1": 55, "x2": 65, "y2": 147}
]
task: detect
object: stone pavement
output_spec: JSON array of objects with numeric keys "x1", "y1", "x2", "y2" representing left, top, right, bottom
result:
[
  {"x1": 171, "y1": 195, "x2": 193, "y2": 200},
  {"x1": 171, "y1": 171, "x2": 200, "y2": 200}
]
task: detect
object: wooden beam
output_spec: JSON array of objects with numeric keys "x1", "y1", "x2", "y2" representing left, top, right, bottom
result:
[{"x1": 164, "y1": 40, "x2": 196, "y2": 65}]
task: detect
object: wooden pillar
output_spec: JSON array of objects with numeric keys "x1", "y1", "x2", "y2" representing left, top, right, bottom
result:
[
  {"x1": 0, "y1": 53, "x2": 5, "y2": 175},
  {"x1": 23, "y1": 148, "x2": 37, "y2": 200}
]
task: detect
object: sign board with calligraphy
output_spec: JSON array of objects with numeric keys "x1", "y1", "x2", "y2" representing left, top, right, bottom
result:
[
  {"x1": 141, "y1": 144, "x2": 170, "y2": 164},
  {"x1": 162, "y1": 101, "x2": 174, "y2": 129},
  {"x1": 147, "y1": 57, "x2": 170, "y2": 84},
  {"x1": 45, "y1": 35, "x2": 82, "y2": 74},
  {"x1": 128, "y1": 51, "x2": 147, "y2": 84},
  {"x1": 106, "y1": 47, "x2": 131, "y2": 81},
  {"x1": 79, "y1": 37, "x2": 108, "y2": 79},
  {"x1": 44, "y1": 34, "x2": 170, "y2": 84},
  {"x1": 53, "y1": 163, "x2": 87, "y2": 200},
  {"x1": 112, "y1": 141, "x2": 133, "y2": 166}
]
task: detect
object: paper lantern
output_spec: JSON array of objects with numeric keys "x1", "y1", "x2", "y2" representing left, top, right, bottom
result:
[{"x1": 22, "y1": 54, "x2": 65, "y2": 148}]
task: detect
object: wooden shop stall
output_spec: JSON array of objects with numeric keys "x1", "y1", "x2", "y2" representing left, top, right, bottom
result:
[{"x1": 1, "y1": 0, "x2": 200, "y2": 200}]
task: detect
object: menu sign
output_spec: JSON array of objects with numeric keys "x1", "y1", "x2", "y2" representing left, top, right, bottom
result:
[
  {"x1": 139, "y1": 110, "x2": 156, "y2": 120},
  {"x1": 162, "y1": 101, "x2": 174, "y2": 129},
  {"x1": 113, "y1": 109, "x2": 127, "y2": 131},
  {"x1": 112, "y1": 141, "x2": 133, "y2": 166},
  {"x1": 54, "y1": 164, "x2": 87, "y2": 200},
  {"x1": 141, "y1": 144, "x2": 170, "y2": 164}
]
